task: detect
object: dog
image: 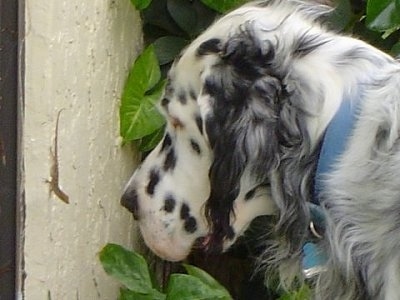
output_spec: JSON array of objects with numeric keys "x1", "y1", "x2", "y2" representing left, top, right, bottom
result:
[{"x1": 121, "y1": 0, "x2": 400, "y2": 298}]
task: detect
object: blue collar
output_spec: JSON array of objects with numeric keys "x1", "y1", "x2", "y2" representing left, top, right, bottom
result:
[
  {"x1": 313, "y1": 97, "x2": 361, "y2": 204},
  {"x1": 303, "y1": 95, "x2": 361, "y2": 277}
]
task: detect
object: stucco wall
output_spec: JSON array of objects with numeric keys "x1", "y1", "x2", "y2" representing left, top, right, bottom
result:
[{"x1": 22, "y1": 0, "x2": 142, "y2": 298}]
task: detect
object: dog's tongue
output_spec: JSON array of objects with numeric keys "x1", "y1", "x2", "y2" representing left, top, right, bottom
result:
[
  {"x1": 192, "y1": 235, "x2": 212, "y2": 250},
  {"x1": 200, "y1": 233, "x2": 225, "y2": 254},
  {"x1": 202, "y1": 235, "x2": 212, "y2": 248},
  {"x1": 192, "y1": 235, "x2": 218, "y2": 254}
]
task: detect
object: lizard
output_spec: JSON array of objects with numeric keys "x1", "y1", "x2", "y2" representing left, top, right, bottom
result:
[{"x1": 46, "y1": 109, "x2": 70, "y2": 204}]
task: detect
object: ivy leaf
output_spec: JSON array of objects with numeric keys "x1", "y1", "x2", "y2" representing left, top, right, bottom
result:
[
  {"x1": 128, "y1": 44, "x2": 161, "y2": 95},
  {"x1": 153, "y1": 36, "x2": 188, "y2": 65},
  {"x1": 167, "y1": 0, "x2": 198, "y2": 36},
  {"x1": 165, "y1": 265, "x2": 232, "y2": 300},
  {"x1": 191, "y1": 1, "x2": 219, "y2": 35},
  {"x1": 142, "y1": 0, "x2": 186, "y2": 37},
  {"x1": 327, "y1": 0, "x2": 354, "y2": 31},
  {"x1": 183, "y1": 264, "x2": 231, "y2": 296},
  {"x1": 366, "y1": 0, "x2": 400, "y2": 32},
  {"x1": 200, "y1": 0, "x2": 247, "y2": 13},
  {"x1": 120, "y1": 45, "x2": 166, "y2": 142},
  {"x1": 100, "y1": 246, "x2": 233, "y2": 299},
  {"x1": 121, "y1": 80, "x2": 166, "y2": 141},
  {"x1": 130, "y1": 0, "x2": 152, "y2": 10},
  {"x1": 99, "y1": 244, "x2": 162, "y2": 296},
  {"x1": 166, "y1": 274, "x2": 232, "y2": 300}
]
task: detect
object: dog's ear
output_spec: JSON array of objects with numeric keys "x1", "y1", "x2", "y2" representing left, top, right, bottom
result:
[
  {"x1": 200, "y1": 26, "x2": 281, "y2": 246},
  {"x1": 197, "y1": 23, "x2": 276, "y2": 79},
  {"x1": 267, "y1": 79, "x2": 316, "y2": 257},
  {"x1": 221, "y1": 23, "x2": 275, "y2": 79}
]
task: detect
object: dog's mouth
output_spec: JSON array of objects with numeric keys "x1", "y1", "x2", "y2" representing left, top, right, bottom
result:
[
  {"x1": 194, "y1": 233, "x2": 227, "y2": 255},
  {"x1": 192, "y1": 236, "x2": 210, "y2": 250}
]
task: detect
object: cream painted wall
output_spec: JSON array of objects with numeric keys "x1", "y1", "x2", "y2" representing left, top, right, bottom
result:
[{"x1": 22, "y1": 0, "x2": 142, "y2": 299}]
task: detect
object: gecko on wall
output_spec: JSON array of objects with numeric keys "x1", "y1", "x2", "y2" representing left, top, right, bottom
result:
[{"x1": 46, "y1": 109, "x2": 70, "y2": 204}]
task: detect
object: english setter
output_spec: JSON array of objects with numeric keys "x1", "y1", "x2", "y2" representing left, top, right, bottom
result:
[{"x1": 121, "y1": 0, "x2": 400, "y2": 298}]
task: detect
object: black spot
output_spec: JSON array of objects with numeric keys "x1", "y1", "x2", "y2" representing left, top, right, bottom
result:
[
  {"x1": 189, "y1": 89, "x2": 197, "y2": 101},
  {"x1": 184, "y1": 217, "x2": 198, "y2": 233},
  {"x1": 161, "y1": 97, "x2": 170, "y2": 108},
  {"x1": 195, "y1": 115, "x2": 203, "y2": 135},
  {"x1": 164, "y1": 147, "x2": 177, "y2": 171},
  {"x1": 180, "y1": 203, "x2": 190, "y2": 220},
  {"x1": 190, "y1": 139, "x2": 201, "y2": 155},
  {"x1": 245, "y1": 188, "x2": 256, "y2": 201},
  {"x1": 165, "y1": 83, "x2": 175, "y2": 96},
  {"x1": 121, "y1": 189, "x2": 140, "y2": 220},
  {"x1": 161, "y1": 133, "x2": 172, "y2": 152},
  {"x1": 146, "y1": 169, "x2": 160, "y2": 195},
  {"x1": 163, "y1": 195, "x2": 176, "y2": 213},
  {"x1": 178, "y1": 92, "x2": 187, "y2": 105},
  {"x1": 164, "y1": 221, "x2": 171, "y2": 228},
  {"x1": 196, "y1": 38, "x2": 221, "y2": 56}
]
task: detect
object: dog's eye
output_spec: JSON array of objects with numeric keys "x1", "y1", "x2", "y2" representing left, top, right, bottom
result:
[{"x1": 161, "y1": 97, "x2": 170, "y2": 110}]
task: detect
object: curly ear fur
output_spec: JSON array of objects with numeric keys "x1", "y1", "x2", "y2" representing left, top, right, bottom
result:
[
  {"x1": 203, "y1": 26, "x2": 282, "y2": 248},
  {"x1": 221, "y1": 23, "x2": 276, "y2": 79},
  {"x1": 268, "y1": 94, "x2": 318, "y2": 259},
  {"x1": 203, "y1": 22, "x2": 319, "y2": 261}
]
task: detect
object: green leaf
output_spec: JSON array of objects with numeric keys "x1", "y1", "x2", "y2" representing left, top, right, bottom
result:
[
  {"x1": 183, "y1": 264, "x2": 231, "y2": 296},
  {"x1": 167, "y1": 0, "x2": 198, "y2": 36},
  {"x1": 119, "y1": 288, "x2": 166, "y2": 300},
  {"x1": 134, "y1": 45, "x2": 161, "y2": 93},
  {"x1": 200, "y1": 0, "x2": 248, "y2": 13},
  {"x1": 139, "y1": 126, "x2": 165, "y2": 152},
  {"x1": 120, "y1": 45, "x2": 160, "y2": 105},
  {"x1": 99, "y1": 244, "x2": 160, "y2": 296},
  {"x1": 130, "y1": 0, "x2": 152, "y2": 10},
  {"x1": 142, "y1": 0, "x2": 186, "y2": 37},
  {"x1": 120, "y1": 46, "x2": 166, "y2": 141},
  {"x1": 153, "y1": 36, "x2": 188, "y2": 65},
  {"x1": 166, "y1": 274, "x2": 232, "y2": 300},
  {"x1": 190, "y1": 1, "x2": 218, "y2": 35},
  {"x1": 391, "y1": 40, "x2": 400, "y2": 55},
  {"x1": 120, "y1": 81, "x2": 166, "y2": 141},
  {"x1": 366, "y1": 0, "x2": 400, "y2": 31},
  {"x1": 166, "y1": 265, "x2": 232, "y2": 300},
  {"x1": 327, "y1": 0, "x2": 354, "y2": 31}
]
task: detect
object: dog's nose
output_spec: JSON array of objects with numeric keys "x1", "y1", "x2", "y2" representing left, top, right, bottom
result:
[{"x1": 121, "y1": 189, "x2": 140, "y2": 220}]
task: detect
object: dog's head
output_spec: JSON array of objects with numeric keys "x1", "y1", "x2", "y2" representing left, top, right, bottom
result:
[{"x1": 121, "y1": 0, "x2": 333, "y2": 261}]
